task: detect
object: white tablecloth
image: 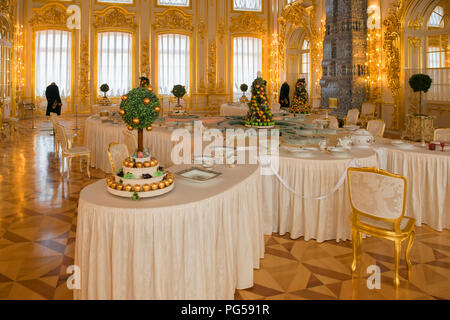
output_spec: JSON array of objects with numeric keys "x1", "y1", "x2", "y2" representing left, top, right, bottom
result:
[
  {"x1": 262, "y1": 148, "x2": 378, "y2": 242},
  {"x1": 220, "y1": 103, "x2": 280, "y2": 117},
  {"x1": 374, "y1": 139, "x2": 450, "y2": 232},
  {"x1": 84, "y1": 116, "x2": 174, "y2": 173},
  {"x1": 74, "y1": 164, "x2": 264, "y2": 300},
  {"x1": 91, "y1": 104, "x2": 119, "y2": 115}
]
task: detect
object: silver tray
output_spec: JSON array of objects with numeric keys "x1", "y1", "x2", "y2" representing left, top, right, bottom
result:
[{"x1": 176, "y1": 167, "x2": 222, "y2": 183}]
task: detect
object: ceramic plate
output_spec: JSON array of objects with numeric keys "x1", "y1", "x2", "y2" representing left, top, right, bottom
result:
[{"x1": 176, "y1": 167, "x2": 222, "y2": 183}]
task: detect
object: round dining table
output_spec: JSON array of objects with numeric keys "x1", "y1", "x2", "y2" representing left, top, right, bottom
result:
[
  {"x1": 84, "y1": 116, "x2": 175, "y2": 173},
  {"x1": 373, "y1": 139, "x2": 450, "y2": 232},
  {"x1": 75, "y1": 163, "x2": 264, "y2": 300},
  {"x1": 262, "y1": 147, "x2": 378, "y2": 242}
]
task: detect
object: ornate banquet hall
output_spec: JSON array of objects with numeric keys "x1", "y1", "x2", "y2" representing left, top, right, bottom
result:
[{"x1": 0, "y1": 0, "x2": 449, "y2": 301}]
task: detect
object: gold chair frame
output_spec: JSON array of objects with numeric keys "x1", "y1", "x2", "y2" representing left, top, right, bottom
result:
[
  {"x1": 55, "y1": 123, "x2": 91, "y2": 179},
  {"x1": 107, "y1": 142, "x2": 129, "y2": 175},
  {"x1": 347, "y1": 167, "x2": 416, "y2": 287},
  {"x1": 367, "y1": 119, "x2": 386, "y2": 138}
]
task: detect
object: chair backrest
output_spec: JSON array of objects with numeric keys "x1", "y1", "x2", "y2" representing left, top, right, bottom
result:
[
  {"x1": 346, "y1": 108, "x2": 360, "y2": 125},
  {"x1": 329, "y1": 98, "x2": 338, "y2": 109},
  {"x1": 312, "y1": 99, "x2": 321, "y2": 109},
  {"x1": 434, "y1": 128, "x2": 450, "y2": 142},
  {"x1": 108, "y1": 143, "x2": 129, "y2": 174},
  {"x1": 367, "y1": 119, "x2": 386, "y2": 138},
  {"x1": 361, "y1": 102, "x2": 376, "y2": 117},
  {"x1": 54, "y1": 123, "x2": 69, "y2": 152},
  {"x1": 328, "y1": 116, "x2": 339, "y2": 129},
  {"x1": 123, "y1": 130, "x2": 137, "y2": 154},
  {"x1": 347, "y1": 167, "x2": 407, "y2": 222}
]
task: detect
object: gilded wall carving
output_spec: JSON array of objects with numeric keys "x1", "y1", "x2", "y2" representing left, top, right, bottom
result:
[
  {"x1": 152, "y1": 9, "x2": 193, "y2": 32},
  {"x1": 29, "y1": 3, "x2": 70, "y2": 29},
  {"x1": 79, "y1": 38, "x2": 90, "y2": 105},
  {"x1": 383, "y1": 0, "x2": 403, "y2": 130},
  {"x1": 141, "y1": 40, "x2": 150, "y2": 78},
  {"x1": 93, "y1": 7, "x2": 137, "y2": 30},
  {"x1": 230, "y1": 13, "x2": 267, "y2": 35},
  {"x1": 208, "y1": 41, "x2": 217, "y2": 93}
]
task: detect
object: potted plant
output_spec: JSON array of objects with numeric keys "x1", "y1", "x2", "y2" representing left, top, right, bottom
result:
[
  {"x1": 171, "y1": 84, "x2": 187, "y2": 112},
  {"x1": 409, "y1": 74, "x2": 432, "y2": 115},
  {"x1": 99, "y1": 83, "x2": 111, "y2": 106},
  {"x1": 240, "y1": 83, "x2": 249, "y2": 104}
]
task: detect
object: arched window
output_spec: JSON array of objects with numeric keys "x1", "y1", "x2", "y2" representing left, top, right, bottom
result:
[
  {"x1": 301, "y1": 40, "x2": 310, "y2": 95},
  {"x1": 233, "y1": 0, "x2": 262, "y2": 12},
  {"x1": 0, "y1": 17, "x2": 12, "y2": 99},
  {"x1": 233, "y1": 36, "x2": 262, "y2": 99},
  {"x1": 424, "y1": 3, "x2": 449, "y2": 101},
  {"x1": 157, "y1": 0, "x2": 189, "y2": 6},
  {"x1": 97, "y1": 32, "x2": 132, "y2": 97},
  {"x1": 428, "y1": 5, "x2": 444, "y2": 29},
  {"x1": 35, "y1": 30, "x2": 72, "y2": 97},
  {"x1": 158, "y1": 34, "x2": 190, "y2": 95}
]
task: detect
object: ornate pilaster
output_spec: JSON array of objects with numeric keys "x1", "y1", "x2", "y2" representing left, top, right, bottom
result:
[{"x1": 383, "y1": 0, "x2": 402, "y2": 130}]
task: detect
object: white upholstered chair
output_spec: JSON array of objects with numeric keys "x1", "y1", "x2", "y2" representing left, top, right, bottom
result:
[
  {"x1": 54, "y1": 123, "x2": 91, "y2": 179},
  {"x1": 108, "y1": 143, "x2": 129, "y2": 175},
  {"x1": 367, "y1": 119, "x2": 386, "y2": 138},
  {"x1": 328, "y1": 116, "x2": 339, "y2": 129},
  {"x1": 347, "y1": 167, "x2": 416, "y2": 287},
  {"x1": 344, "y1": 108, "x2": 360, "y2": 126},
  {"x1": 434, "y1": 128, "x2": 450, "y2": 142},
  {"x1": 50, "y1": 113, "x2": 76, "y2": 158},
  {"x1": 123, "y1": 130, "x2": 138, "y2": 154},
  {"x1": 358, "y1": 102, "x2": 376, "y2": 127}
]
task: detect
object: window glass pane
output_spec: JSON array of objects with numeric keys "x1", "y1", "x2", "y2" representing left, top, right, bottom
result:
[
  {"x1": 97, "y1": 0, "x2": 133, "y2": 3},
  {"x1": 157, "y1": 0, "x2": 189, "y2": 6},
  {"x1": 158, "y1": 34, "x2": 190, "y2": 95},
  {"x1": 97, "y1": 32, "x2": 132, "y2": 96},
  {"x1": 233, "y1": 0, "x2": 262, "y2": 12},
  {"x1": 428, "y1": 5, "x2": 444, "y2": 28},
  {"x1": 233, "y1": 36, "x2": 262, "y2": 98},
  {"x1": 35, "y1": 30, "x2": 71, "y2": 97}
]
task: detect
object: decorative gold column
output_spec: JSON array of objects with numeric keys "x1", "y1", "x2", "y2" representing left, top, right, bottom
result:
[{"x1": 383, "y1": 1, "x2": 403, "y2": 130}]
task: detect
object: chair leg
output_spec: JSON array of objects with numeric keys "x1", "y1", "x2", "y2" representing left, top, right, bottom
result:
[
  {"x1": 351, "y1": 229, "x2": 359, "y2": 272},
  {"x1": 68, "y1": 158, "x2": 72, "y2": 179},
  {"x1": 394, "y1": 240, "x2": 401, "y2": 287},
  {"x1": 86, "y1": 154, "x2": 91, "y2": 179},
  {"x1": 80, "y1": 157, "x2": 83, "y2": 173},
  {"x1": 61, "y1": 156, "x2": 65, "y2": 177},
  {"x1": 405, "y1": 230, "x2": 415, "y2": 276}
]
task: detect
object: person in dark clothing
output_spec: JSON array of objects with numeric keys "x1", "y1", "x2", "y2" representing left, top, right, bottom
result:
[
  {"x1": 45, "y1": 83, "x2": 62, "y2": 116},
  {"x1": 279, "y1": 82, "x2": 290, "y2": 109}
]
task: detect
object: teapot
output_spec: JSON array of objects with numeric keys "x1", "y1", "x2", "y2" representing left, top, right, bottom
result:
[{"x1": 351, "y1": 129, "x2": 375, "y2": 147}]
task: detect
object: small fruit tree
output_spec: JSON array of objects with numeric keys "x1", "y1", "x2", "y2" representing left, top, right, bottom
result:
[
  {"x1": 289, "y1": 78, "x2": 311, "y2": 114},
  {"x1": 409, "y1": 74, "x2": 432, "y2": 115},
  {"x1": 172, "y1": 84, "x2": 187, "y2": 108},
  {"x1": 245, "y1": 76, "x2": 274, "y2": 127},
  {"x1": 120, "y1": 86, "x2": 161, "y2": 152}
]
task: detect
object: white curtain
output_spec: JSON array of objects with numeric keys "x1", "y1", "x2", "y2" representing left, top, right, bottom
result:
[
  {"x1": 158, "y1": 34, "x2": 190, "y2": 95},
  {"x1": 233, "y1": 0, "x2": 262, "y2": 11},
  {"x1": 35, "y1": 30, "x2": 71, "y2": 97},
  {"x1": 98, "y1": 32, "x2": 132, "y2": 97},
  {"x1": 233, "y1": 36, "x2": 262, "y2": 99}
]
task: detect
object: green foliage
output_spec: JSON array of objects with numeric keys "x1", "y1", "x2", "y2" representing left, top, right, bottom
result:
[
  {"x1": 100, "y1": 83, "x2": 110, "y2": 93},
  {"x1": 289, "y1": 78, "x2": 310, "y2": 114},
  {"x1": 120, "y1": 87, "x2": 160, "y2": 130},
  {"x1": 131, "y1": 192, "x2": 140, "y2": 201},
  {"x1": 240, "y1": 84, "x2": 248, "y2": 92},
  {"x1": 409, "y1": 74, "x2": 432, "y2": 93},
  {"x1": 245, "y1": 77, "x2": 274, "y2": 126},
  {"x1": 172, "y1": 85, "x2": 187, "y2": 98},
  {"x1": 140, "y1": 77, "x2": 150, "y2": 88}
]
